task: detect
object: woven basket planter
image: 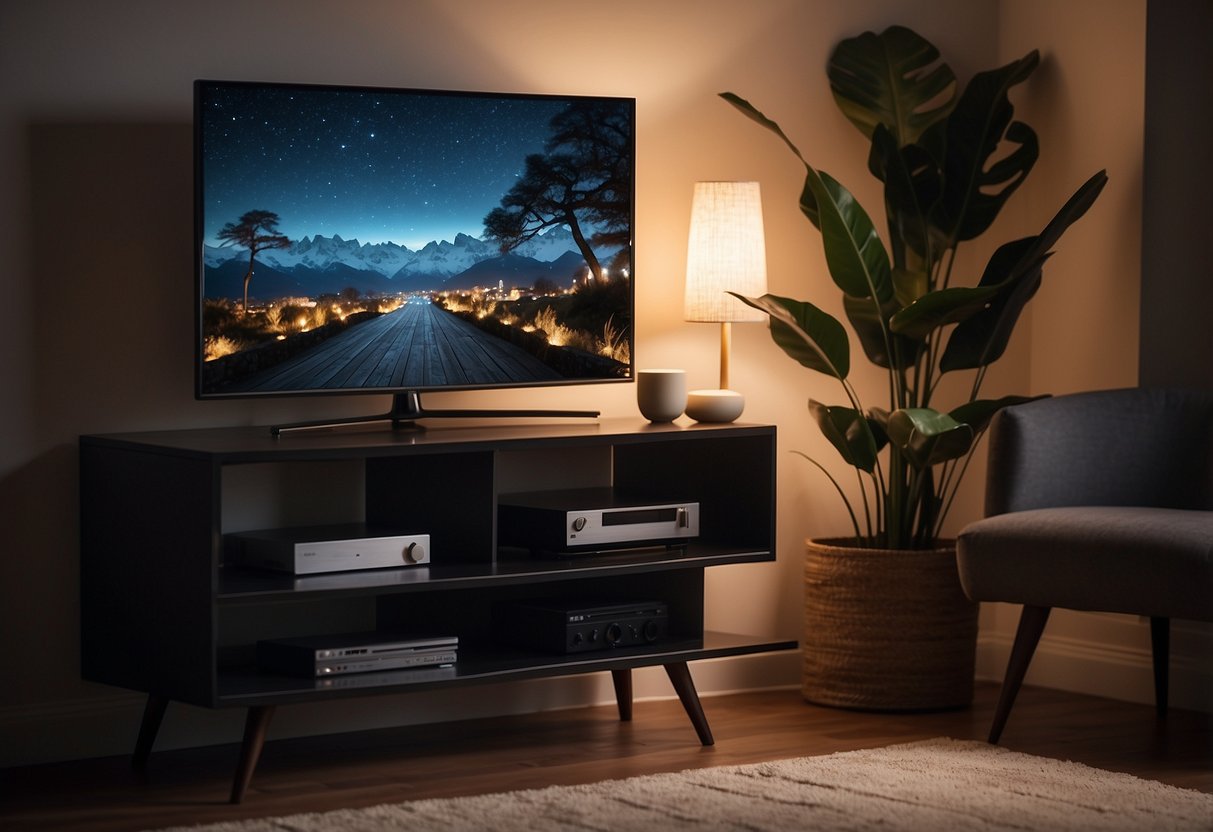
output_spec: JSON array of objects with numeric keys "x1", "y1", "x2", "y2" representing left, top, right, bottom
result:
[{"x1": 802, "y1": 538, "x2": 977, "y2": 711}]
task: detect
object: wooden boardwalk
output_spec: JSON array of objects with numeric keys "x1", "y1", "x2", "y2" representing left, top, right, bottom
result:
[{"x1": 229, "y1": 301, "x2": 563, "y2": 392}]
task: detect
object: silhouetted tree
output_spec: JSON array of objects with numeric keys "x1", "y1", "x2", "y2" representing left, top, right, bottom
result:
[
  {"x1": 484, "y1": 102, "x2": 631, "y2": 284},
  {"x1": 531, "y1": 277, "x2": 559, "y2": 296},
  {"x1": 216, "y1": 210, "x2": 292, "y2": 313}
]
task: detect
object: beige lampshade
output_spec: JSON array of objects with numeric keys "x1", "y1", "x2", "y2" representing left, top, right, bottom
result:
[{"x1": 683, "y1": 181, "x2": 768, "y2": 322}]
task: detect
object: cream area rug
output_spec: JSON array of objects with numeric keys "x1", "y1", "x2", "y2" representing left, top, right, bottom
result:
[{"x1": 154, "y1": 738, "x2": 1213, "y2": 831}]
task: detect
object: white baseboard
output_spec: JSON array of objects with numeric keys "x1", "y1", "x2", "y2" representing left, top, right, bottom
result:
[{"x1": 975, "y1": 609, "x2": 1213, "y2": 714}]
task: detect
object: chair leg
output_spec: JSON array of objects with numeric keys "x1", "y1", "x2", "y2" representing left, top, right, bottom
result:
[
  {"x1": 1150, "y1": 616, "x2": 1170, "y2": 718},
  {"x1": 989, "y1": 605, "x2": 1051, "y2": 745}
]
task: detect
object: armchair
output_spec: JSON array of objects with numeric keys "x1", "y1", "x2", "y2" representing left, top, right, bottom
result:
[{"x1": 956, "y1": 388, "x2": 1213, "y2": 742}]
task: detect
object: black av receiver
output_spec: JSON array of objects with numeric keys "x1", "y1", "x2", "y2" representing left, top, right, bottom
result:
[{"x1": 493, "y1": 599, "x2": 669, "y2": 654}]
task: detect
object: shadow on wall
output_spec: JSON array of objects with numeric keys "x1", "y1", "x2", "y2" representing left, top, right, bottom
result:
[
  {"x1": 1, "y1": 124, "x2": 195, "y2": 722},
  {"x1": 27, "y1": 122, "x2": 196, "y2": 442}
]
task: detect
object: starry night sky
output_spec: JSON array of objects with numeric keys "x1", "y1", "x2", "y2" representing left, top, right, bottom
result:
[{"x1": 199, "y1": 82, "x2": 573, "y2": 250}]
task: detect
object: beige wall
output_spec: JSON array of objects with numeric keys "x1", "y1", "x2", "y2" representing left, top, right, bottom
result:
[{"x1": 2, "y1": 0, "x2": 1190, "y2": 766}]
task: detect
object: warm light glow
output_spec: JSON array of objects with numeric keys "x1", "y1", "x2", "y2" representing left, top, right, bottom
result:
[{"x1": 684, "y1": 181, "x2": 768, "y2": 323}]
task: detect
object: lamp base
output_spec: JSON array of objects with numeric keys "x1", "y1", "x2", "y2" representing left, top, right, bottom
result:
[{"x1": 685, "y1": 389, "x2": 745, "y2": 423}]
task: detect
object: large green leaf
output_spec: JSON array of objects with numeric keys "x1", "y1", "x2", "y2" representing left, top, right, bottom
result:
[
  {"x1": 940, "y1": 170, "x2": 1108, "y2": 371},
  {"x1": 886, "y1": 408, "x2": 974, "y2": 468},
  {"x1": 719, "y1": 92, "x2": 821, "y2": 227},
  {"x1": 842, "y1": 293, "x2": 923, "y2": 369},
  {"x1": 810, "y1": 170, "x2": 894, "y2": 303},
  {"x1": 827, "y1": 25, "x2": 957, "y2": 146},
  {"x1": 888, "y1": 284, "x2": 1002, "y2": 340},
  {"x1": 730, "y1": 292, "x2": 850, "y2": 380},
  {"x1": 809, "y1": 400, "x2": 880, "y2": 472},
  {"x1": 720, "y1": 92, "x2": 894, "y2": 300},
  {"x1": 932, "y1": 51, "x2": 1040, "y2": 244}
]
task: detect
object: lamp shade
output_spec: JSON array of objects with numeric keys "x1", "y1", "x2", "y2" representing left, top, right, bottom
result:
[{"x1": 683, "y1": 181, "x2": 768, "y2": 322}]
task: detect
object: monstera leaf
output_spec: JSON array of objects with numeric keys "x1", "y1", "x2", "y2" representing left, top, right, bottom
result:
[
  {"x1": 827, "y1": 25, "x2": 957, "y2": 146},
  {"x1": 932, "y1": 51, "x2": 1040, "y2": 244}
]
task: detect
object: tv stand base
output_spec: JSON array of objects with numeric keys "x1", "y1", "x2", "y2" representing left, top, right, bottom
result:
[{"x1": 271, "y1": 390, "x2": 599, "y2": 436}]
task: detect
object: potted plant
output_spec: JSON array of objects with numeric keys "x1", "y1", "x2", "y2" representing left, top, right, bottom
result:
[{"x1": 723, "y1": 25, "x2": 1106, "y2": 710}]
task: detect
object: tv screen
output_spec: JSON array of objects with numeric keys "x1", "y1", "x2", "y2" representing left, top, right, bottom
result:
[{"x1": 195, "y1": 80, "x2": 634, "y2": 408}]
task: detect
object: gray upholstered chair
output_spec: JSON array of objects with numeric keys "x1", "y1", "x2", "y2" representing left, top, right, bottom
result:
[{"x1": 956, "y1": 387, "x2": 1213, "y2": 743}]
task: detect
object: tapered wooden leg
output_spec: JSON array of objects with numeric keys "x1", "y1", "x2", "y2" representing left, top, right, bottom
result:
[
  {"x1": 132, "y1": 694, "x2": 169, "y2": 770},
  {"x1": 230, "y1": 705, "x2": 275, "y2": 804},
  {"x1": 1150, "y1": 616, "x2": 1170, "y2": 718},
  {"x1": 611, "y1": 668, "x2": 633, "y2": 722},
  {"x1": 989, "y1": 605, "x2": 1051, "y2": 744},
  {"x1": 664, "y1": 661, "x2": 714, "y2": 746}
]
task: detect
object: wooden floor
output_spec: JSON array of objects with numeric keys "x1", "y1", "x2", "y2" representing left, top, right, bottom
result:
[{"x1": 2, "y1": 682, "x2": 1210, "y2": 831}]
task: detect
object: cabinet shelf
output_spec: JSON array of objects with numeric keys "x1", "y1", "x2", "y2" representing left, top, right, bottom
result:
[
  {"x1": 217, "y1": 541, "x2": 772, "y2": 602},
  {"x1": 216, "y1": 631, "x2": 795, "y2": 706},
  {"x1": 80, "y1": 417, "x2": 784, "y2": 802}
]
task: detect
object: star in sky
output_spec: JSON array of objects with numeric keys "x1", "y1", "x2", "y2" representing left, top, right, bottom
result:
[{"x1": 199, "y1": 82, "x2": 573, "y2": 249}]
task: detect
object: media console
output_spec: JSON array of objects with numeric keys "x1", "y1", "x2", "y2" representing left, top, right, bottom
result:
[{"x1": 79, "y1": 419, "x2": 791, "y2": 802}]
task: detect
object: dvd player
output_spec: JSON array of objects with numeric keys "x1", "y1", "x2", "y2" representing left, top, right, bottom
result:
[
  {"x1": 257, "y1": 632, "x2": 458, "y2": 677},
  {"x1": 497, "y1": 488, "x2": 698, "y2": 555}
]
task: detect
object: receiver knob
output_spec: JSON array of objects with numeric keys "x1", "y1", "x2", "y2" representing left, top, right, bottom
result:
[
  {"x1": 605, "y1": 623, "x2": 623, "y2": 646},
  {"x1": 571, "y1": 516, "x2": 587, "y2": 532},
  {"x1": 403, "y1": 541, "x2": 426, "y2": 564}
]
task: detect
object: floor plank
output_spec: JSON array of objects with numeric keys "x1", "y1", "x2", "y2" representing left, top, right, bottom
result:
[{"x1": 1, "y1": 682, "x2": 1209, "y2": 832}]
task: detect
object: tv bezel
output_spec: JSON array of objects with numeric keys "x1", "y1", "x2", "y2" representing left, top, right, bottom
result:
[{"x1": 193, "y1": 78, "x2": 636, "y2": 407}]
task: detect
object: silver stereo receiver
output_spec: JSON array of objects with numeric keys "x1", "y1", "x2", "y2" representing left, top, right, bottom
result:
[
  {"x1": 226, "y1": 523, "x2": 429, "y2": 574},
  {"x1": 497, "y1": 487, "x2": 699, "y2": 555}
]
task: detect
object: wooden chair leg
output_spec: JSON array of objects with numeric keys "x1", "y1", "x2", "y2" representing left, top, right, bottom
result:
[
  {"x1": 664, "y1": 662, "x2": 714, "y2": 746},
  {"x1": 989, "y1": 605, "x2": 1051, "y2": 745},
  {"x1": 230, "y1": 705, "x2": 275, "y2": 804},
  {"x1": 611, "y1": 668, "x2": 633, "y2": 722},
  {"x1": 132, "y1": 694, "x2": 169, "y2": 770},
  {"x1": 1150, "y1": 616, "x2": 1170, "y2": 718}
]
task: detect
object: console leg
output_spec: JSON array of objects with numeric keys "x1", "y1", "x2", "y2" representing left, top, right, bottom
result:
[
  {"x1": 611, "y1": 668, "x2": 633, "y2": 722},
  {"x1": 230, "y1": 705, "x2": 275, "y2": 804},
  {"x1": 664, "y1": 662, "x2": 714, "y2": 746},
  {"x1": 132, "y1": 694, "x2": 169, "y2": 770}
]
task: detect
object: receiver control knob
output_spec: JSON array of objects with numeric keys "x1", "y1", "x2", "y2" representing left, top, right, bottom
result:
[
  {"x1": 605, "y1": 623, "x2": 623, "y2": 646},
  {"x1": 403, "y1": 541, "x2": 426, "y2": 564},
  {"x1": 571, "y1": 516, "x2": 587, "y2": 532},
  {"x1": 643, "y1": 620, "x2": 660, "y2": 642}
]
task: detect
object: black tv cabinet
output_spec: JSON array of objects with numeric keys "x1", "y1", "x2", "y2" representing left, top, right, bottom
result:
[{"x1": 79, "y1": 419, "x2": 791, "y2": 803}]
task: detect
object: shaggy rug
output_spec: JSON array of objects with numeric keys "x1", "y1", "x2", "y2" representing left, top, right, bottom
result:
[{"x1": 152, "y1": 738, "x2": 1213, "y2": 831}]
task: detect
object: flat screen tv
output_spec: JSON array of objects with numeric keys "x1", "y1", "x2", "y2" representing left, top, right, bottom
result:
[{"x1": 194, "y1": 79, "x2": 634, "y2": 432}]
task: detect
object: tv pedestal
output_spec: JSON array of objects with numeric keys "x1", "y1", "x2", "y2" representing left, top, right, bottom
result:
[
  {"x1": 270, "y1": 390, "x2": 601, "y2": 435},
  {"x1": 79, "y1": 419, "x2": 790, "y2": 803}
]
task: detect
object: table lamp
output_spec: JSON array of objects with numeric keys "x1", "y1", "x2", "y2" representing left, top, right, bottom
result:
[{"x1": 682, "y1": 181, "x2": 768, "y2": 422}]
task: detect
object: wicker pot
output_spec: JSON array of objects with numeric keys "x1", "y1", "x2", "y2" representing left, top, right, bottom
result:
[{"x1": 802, "y1": 538, "x2": 977, "y2": 711}]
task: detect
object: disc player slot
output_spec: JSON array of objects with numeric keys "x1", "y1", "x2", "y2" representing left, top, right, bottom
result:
[{"x1": 601, "y1": 507, "x2": 677, "y2": 526}]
